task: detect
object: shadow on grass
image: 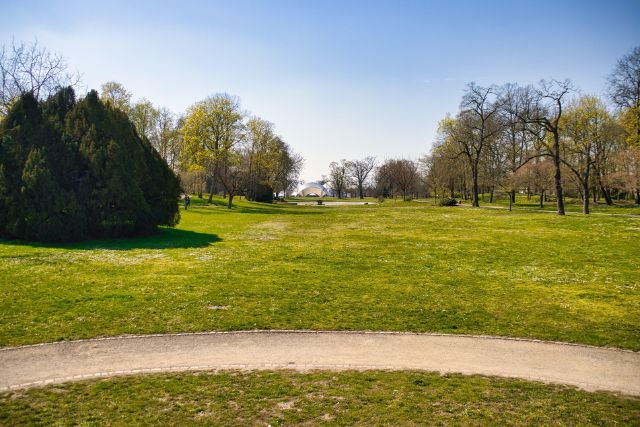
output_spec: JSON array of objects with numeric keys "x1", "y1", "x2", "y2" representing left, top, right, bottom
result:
[{"x1": 0, "y1": 228, "x2": 222, "y2": 250}]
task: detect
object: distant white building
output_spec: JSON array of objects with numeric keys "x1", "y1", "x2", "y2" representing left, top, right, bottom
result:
[{"x1": 297, "y1": 182, "x2": 331, "y2": 197}]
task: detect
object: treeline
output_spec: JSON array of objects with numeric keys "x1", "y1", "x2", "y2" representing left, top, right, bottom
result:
[
  {"x1": 0, "y1": 89, "x2": 181, "y2": 241},
  {"x1": 1, "y1": 40, "x2": 303, "y2": 221},
  {"x1": 179, "y1": 94, "x2": 304, "y2": 207},
  {"x1": 325, "y1": 47, "x2": 640, "y2": 213},
  {"x1": 98, "y1": 84, "x2": 304, "y2": 209},
  {"x1": 320, "y1": 157, "x2": 423, "y2": 201},
  {"x1": 427, "y1": 47, "x2": 640, "y2": 215}
]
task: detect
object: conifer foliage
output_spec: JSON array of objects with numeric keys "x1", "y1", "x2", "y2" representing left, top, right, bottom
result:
[{"x1": 0, "y1": 88, "x2": 181, "y2": 241}]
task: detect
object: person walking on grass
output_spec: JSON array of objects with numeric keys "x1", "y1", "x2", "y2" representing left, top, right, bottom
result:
[{"x1": 184, "y1": 194, "x2": 191, "y2": 210}]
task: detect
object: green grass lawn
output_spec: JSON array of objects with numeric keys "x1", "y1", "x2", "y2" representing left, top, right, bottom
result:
[
  {"x1": 1, "y1": 197, "x2": 639, "y2": 349},
  {"x1": 1, "y1": 370, "x2": 638, "y2": 426},
  {"x1": 455, "y1": 194, "x2": 640, "y2": 215}
]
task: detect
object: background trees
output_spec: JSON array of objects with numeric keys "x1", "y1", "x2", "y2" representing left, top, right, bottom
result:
[
  {"x1": 374, "y1": 159, "x2": 419, "y2": 200},
  {"x1": 560, "y1": 96, "x2": 620, "y2": 213},
  {"x1": 424, "y1": 68, "x2": 638, "y2": 212},
  {"x1": 348, "y1": 156, "x2": 376, "y2": 199},
  {"x1": 100, "y1": 81, "x2": 132, "y2": 113},
  {"x1": 328, "y1": 160, "x2": 350, "y2": 199},
  {"x1": 441, "y1": 83, "x2": 502, "y2": 207},
  {"x1": 181, "y1": 93, "x2": 244, "y2": 205},
  {"x1": 608, "y1": 46, "x2": 640, "y2": 147},
  {"x1": 180, "y1": 94, "x2": 302, "y2": 207},
  {"x1": 99, "y1": 82, "x2": 182, "y2": 171},
  {"x1": 3, "y1": 39, "x2": 636, "y2": 213}
]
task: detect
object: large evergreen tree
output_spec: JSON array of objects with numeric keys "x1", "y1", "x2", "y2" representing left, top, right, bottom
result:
[{"x1": 0, "y1": 89, "x2": 181, "y2": 241}]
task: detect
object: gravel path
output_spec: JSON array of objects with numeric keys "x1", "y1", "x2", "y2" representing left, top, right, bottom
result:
[{"x1": 1, "y1": 331, "x2": 638, "y2": 395}]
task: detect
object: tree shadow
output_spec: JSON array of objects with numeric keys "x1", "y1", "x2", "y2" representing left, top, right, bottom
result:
[{"x1": 0, "y1": 228, "x2": 222, "y2": 250}]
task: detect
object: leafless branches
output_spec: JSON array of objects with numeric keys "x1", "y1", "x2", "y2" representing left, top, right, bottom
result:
[{"x1": 0, "y1": 39, "x2": 81, "y2": 116}]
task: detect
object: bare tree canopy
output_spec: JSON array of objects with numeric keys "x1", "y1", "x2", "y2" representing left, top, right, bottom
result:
[
  {"x1": 329, "y1": 159, "x2": 350, "y2": 198},
  {"x1": 608, "y1": 46, "x2": 640, "y2": 111},
  {"x1": 376, "y1": 158, "x2": 419, "y2": 200},
  {"x1": 515, "y1": 79, "x2": 576, "y2": 215},
  {"x1": 441, "y1": 83, "x2": 503, "y2": 207},
  {"x1": 607, "y1": 46, "x2": 640, "y2": 147},
  {"x1": 0, "y1": 39, "x2": 81, "y2": 116},
  {"x1": 348, "y1": 156, "x2": 376, "y2": 199}
]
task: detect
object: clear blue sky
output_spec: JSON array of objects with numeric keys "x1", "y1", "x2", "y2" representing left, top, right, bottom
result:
[{"x1": 2, "y1": 0, "x2": 639, "y2": 181}]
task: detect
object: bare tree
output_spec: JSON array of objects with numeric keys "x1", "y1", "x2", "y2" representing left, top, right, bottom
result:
[
  {"x1": 443, "y1": 83, "x2": 503, "y2": 207},
  {"x1": 516, "y1": 79, "x2": 575, "y2": 215},
  {"x1": 348, "y1": 156, "x2": 376, "y2": 199},
  {"x1": 377, "y1": 159, "x2": 419, "y2": 200},
  {"x1": 608, "y1": 46, "x2": 640, "y2": 203},
  {"x1": 498, "y1": 83, "x2": 536, "y2": 202},
  {"x1": 608, "y1": 46, "x2": 640, "y2": 146},
  {"x1": 329, "y1": 159, "x2": 350, "y2": 198},
  {"x1": 154, "y1": 107, "x2": 181, "y2": 171},
  {"x1": 0, "y1": 39, "x2": 81, "y2": 116}
]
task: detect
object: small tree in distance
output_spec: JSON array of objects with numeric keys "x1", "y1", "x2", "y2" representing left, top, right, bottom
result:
[
  {"x1": 348, "y1": 156, "x2": 376, "y2": 199},
  {"x1": 329, "y1": 159, "x2": 350, "y2": 198}
]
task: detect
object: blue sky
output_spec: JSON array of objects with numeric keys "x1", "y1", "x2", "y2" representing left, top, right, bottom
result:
[{"x1": 1, "y1": 0, "x2": 639, "y2": 181}]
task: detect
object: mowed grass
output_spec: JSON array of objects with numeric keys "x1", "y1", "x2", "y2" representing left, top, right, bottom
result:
[
  {"x1": 0, "y1": 198, "x2": 639, "y2": 349},
  {"x1": 456, "y1": 194, "x2": 640, "y2": 215},
  {"x1": 1, "y1": 370, "x2": 639, "y2": 426}
]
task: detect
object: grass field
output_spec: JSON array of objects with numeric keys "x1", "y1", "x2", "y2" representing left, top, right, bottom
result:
[
  {"x1": 456, "y1": 193, "x2": 640, "y2": 215},
  {"x1": 1, "y1": 370, "x2": 639, "y2": 425},
  {"x1": 1, "y1": 196, "x2": 638, "y2": 349}
]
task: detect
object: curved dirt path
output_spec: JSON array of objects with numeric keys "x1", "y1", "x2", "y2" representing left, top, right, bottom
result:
[{"x1": 1, "y1": 331, "x2": 639, "y2": 395}]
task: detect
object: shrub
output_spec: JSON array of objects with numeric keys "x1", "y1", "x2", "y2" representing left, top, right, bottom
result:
[
  {"x1": 439, "y1": 197, "x2": 458, "y2": 206},
  {"x1": 247, "y1": 183, "x2": 274, "y2": 203}
]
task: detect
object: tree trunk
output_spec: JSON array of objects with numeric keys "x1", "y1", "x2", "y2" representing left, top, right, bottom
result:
[
  {"x1": 552, "y1": 135, "x2": 565, "y2": 215},
  {"x1": 207, "y1": 180, "x2": 215, "y2": 203},
  {"x1": 635, "y1": 188, "x2": 640, "y2": 205},
  {"x1": 580, "y1": 157, "x2": 591, "y2": 214},
  {"x1": 489, "y1": 187, "x2": 494, "y2": 203},
  {"x1": 582, "y1": 181, "x2": 590, "y2": 214},
  {"x1": 510, "y1": 189, "x2": 516, "y2": 204},
  {"x1": 358, "y1": 182, "x2": 364, "y2": 199},
  {"x1": 599, "y1": 180, "x2": 613, "y2": 205},
  {"x1": 227, "y1": 193, "x2": 234, "y2": 209},
  {"x1": 471, "y1": 163, "x2": 479, "y2": 207},
  {"x1": 540, "y1": 190, "x2": 544, "y2": 208}
]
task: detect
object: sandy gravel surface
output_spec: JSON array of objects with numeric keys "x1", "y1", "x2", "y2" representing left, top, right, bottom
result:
[{"x1": 1, "y1": 331, "x2": 638, "y2": 395}]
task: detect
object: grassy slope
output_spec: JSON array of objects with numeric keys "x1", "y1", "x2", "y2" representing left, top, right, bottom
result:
[
  {"x1": 0, "y1": 198, "x2": 638, "y2": 349},
  {"x1": 1, "y1": 371, "x2": 639, "y2": 426}
]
